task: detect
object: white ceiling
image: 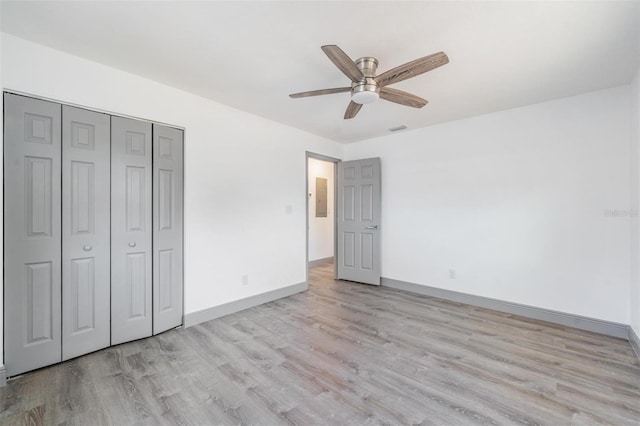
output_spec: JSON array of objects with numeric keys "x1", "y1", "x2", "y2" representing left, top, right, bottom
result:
[{"x1": 1, "y1": 1, "x2": 638, "y2": 143}]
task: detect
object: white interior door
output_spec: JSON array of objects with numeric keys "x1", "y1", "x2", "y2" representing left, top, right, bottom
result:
[
  {"x1": 337, "y1": 158, "x2": 381, "y2": 285},
  {"x1": 62, "y1": 105, "x2": 111, "y2": 360}
]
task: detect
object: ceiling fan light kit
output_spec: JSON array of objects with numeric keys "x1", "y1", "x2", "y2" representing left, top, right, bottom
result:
[
  {"x1": 351, "y1": 90, "x2": 379, "y2": 105},
  {"x1": 290, "y1": 45, "x2": 449, "y2": 119}
]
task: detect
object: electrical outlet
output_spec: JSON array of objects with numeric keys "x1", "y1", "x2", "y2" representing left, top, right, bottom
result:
[
  {"x1": 448, "y1": 269, "x2": 456, "y2": 279},
  {"x1": 242, "y1": 274, "x2": 249, "y2": 286}
]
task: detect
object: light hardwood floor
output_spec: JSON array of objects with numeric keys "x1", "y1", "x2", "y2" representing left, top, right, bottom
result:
[{"x1": 1, "y1": 263, "x2": 639, "y2": 425}]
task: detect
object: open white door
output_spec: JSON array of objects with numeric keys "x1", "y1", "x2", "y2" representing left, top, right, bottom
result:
[{"x1": 337, "y1": 158, "x2": 381, "y2": 285}]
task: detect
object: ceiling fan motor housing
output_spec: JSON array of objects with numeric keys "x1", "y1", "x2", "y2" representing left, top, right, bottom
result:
[{"x1": 352, "y1": 57, "x2": 380, "y2": 104}]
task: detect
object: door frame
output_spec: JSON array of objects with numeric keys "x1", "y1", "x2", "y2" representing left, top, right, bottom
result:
[{"x1": 305, "y1": 151, "x2": 341, "y2": 284}]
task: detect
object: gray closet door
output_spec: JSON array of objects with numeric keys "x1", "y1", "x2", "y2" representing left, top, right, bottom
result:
[
  {"x1": 152, "y1": 124, "x2": 184, "y2": 334},
  {"x1": 111, "y1": 117, "x2": 153, "y2": 345},
  {"x1": 62, "y1": 106, "x2": 111, "y2": 360},
  {"x1": 4, "y1": 93, "x2": 62, "y2": 376}
]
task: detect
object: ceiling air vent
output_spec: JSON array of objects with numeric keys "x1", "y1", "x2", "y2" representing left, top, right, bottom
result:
[{"x1": 388, "y1": 125, "x2": 407, "y2": 132}]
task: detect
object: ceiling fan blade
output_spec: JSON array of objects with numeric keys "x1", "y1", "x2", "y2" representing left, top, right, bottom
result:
[
  {"x1": 375, "y1": 52, "x2": 449, "y2": 87},
  {"x1": 344, "y1": 101, "x2": 363, "y2": 119},
  {"x1": 289, "y1": 87, "x2": 351, "y2": 98},
  {"x1": 379, "y1": 87, "x2": 428, "y2": 108},
  {"x1": 321, "y1": 45, "x2": 364, "y2": 82}
]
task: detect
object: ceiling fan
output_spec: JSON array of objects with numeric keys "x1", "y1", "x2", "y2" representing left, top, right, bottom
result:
[{"x1": 289, "y1": 45, "x2": 449, "y2": 119}]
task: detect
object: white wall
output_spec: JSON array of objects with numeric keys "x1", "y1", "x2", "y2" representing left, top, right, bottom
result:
[
  {"x1": 631, "y1": 67, "x2": 640, "y2": 336},
  {"x1": 345, "y1": 86, "x2": 632, "y2": 324},
  {"x1": 308, "y1": 157, "x2": 334, "y2": 262},
  {"x1": 0, "y1": 34, "x2": 344, "y2": 363}
]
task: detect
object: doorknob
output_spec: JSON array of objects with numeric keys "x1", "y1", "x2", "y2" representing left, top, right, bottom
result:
[
  {"x1": 365, "y1": 225, "x2": 378, "y2": 230},
  {"x1": 128, "y1": 242, "x2": 137, "y2": 248},
  {"x1": 83, "y1": 245, "x2": 92, "y2": 251}
]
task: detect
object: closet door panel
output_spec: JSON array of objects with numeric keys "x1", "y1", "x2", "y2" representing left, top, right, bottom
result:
[
  {"x1": 4, "y1": 93, "x2": 62, "y2": 376},
  {"x1": 111, "y1": 117, "x2": 153, "y2": 345},
  {"x1": 62, "y1": 106, "x2": 111, "y2": 360},
  {"x1": 153, "y1": 124, "x2": 183, "y2": 334}
]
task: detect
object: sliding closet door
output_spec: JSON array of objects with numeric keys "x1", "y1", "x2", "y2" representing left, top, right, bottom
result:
[
  {"x1": 62, "y1": 106, "x2": 111, "y2": 360},
  {"x1": 4, "y1": 93, "x2": 62, "y2": 376},
  {"x1": 152, "y1": 124, "x2": 184, "y2": 334},
  {"x1": 111, "y1": 117, "x2": 153, "y2": 345}
]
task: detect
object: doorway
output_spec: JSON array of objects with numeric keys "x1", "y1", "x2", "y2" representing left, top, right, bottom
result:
[{"x1": 306, "y1": 152, "x2": 340, "y2": 281}]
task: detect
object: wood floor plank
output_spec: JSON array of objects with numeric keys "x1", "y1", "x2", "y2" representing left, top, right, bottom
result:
[{"x1": 1, "y1": 262, "x2": 639, "y2": 425}]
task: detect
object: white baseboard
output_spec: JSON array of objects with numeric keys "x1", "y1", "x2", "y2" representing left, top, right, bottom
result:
[
  {"x1": 308, "y1": 256, "x2": 334, "y2": 267},
  {"x1": 0, "y1": 365, "x2": 6, "y2": 388},
  {"x1": 381, "y1": 277, "x2": 630, "y2": 339},
  {"x1": 184, "y1": 281, "x2": 307, "y2": 328},
  {"x1": 630, "y1": 327, "x2": 640, "y2": 362}
]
